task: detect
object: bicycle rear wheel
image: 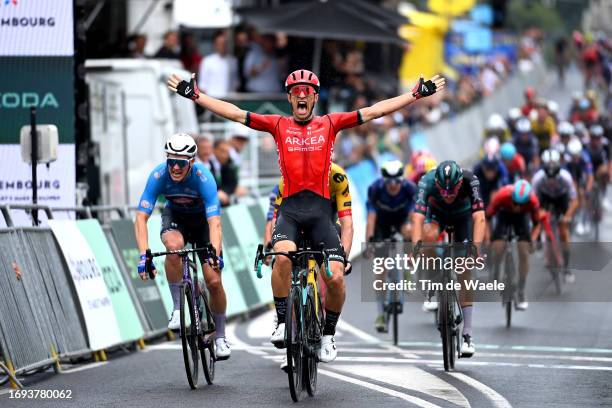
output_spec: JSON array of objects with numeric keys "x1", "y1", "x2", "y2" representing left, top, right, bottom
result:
[
  {"x1": 180, "y1": 283, "x2": 200, "y2": 389},
  {"x1": 286, "y1": 286, "x2": 303, "y2": 402},
  {"x1": 304, "y1": 287, "x2": 320, "y2": 397},
  {"x1": 198, "y1": 289, "x2": 215, "y2": 385}
]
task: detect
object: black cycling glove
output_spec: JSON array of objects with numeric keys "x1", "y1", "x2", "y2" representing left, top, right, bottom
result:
[
  {"x1": 412, "y1": 77, "x2": 437, "y2": 99},
  {"x1": 176, "y1": 76, "x2": 200, "y2": 101}
]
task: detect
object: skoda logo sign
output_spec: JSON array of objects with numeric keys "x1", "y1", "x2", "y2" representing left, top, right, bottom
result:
[{"x1": 0, "y1": 92, "x2": 59, "y2": 109}]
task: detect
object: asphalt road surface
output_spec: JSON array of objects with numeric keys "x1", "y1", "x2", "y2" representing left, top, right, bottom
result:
[{"x1": 3, "y1": 68, "x2": 611, "y2": 408}]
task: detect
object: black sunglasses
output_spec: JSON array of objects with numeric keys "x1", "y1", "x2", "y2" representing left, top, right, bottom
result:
[{"x1": 167, "y1": 158, "x2": 190, "y2": 169}]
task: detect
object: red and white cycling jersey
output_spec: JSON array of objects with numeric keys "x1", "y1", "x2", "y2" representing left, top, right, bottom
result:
[{"x1": 245, "y1": 111, "x2": 362, "y2": 199}]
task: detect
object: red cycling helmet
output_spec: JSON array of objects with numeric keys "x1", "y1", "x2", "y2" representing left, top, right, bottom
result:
[
  {"x1": 285, "y1": 69, "x2": 320, "y2": 93},
  {"x1": 524, "y1": 86, "x2": 536, "y2": 99}
]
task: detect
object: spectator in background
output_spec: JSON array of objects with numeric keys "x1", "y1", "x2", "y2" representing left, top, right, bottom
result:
[
  {"x1": 234, "y1": 27, "x2": 251, "y2": 92},
  {"x1": 244, "y1": 33, "x2": 282, "y2": 93},
  {"x1": 198, "y1": 31, "x2": 238, "y2": 98},
  {"x1": 154, "y1": 31, "x2": 180, "y2": 60},
  {"x1": 479, "y1": 63, "x2": 500, "y2": 97},
  {"x1": 554, "y1": 36, "x2": 570, "y2": 86},
  {"x1": 228, "y1": 123, "x2": 250, "y2": 167},
  {"x1": 213, "y1": 139, "x2": 239, "y2": 206},
  {"x1": 127, "y1": 34, "x2": 147, "y2": 59},
  {"x1": 181, "y1": 32, "x2": 202, "y2": 73},
  {"x1": 195, "y1": 133, "x2": 220, "y2": 185}
]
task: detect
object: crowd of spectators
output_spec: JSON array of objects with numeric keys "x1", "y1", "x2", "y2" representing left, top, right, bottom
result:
[{"x1": 126, "y1": 26, "x2": 543, "y2": 195}]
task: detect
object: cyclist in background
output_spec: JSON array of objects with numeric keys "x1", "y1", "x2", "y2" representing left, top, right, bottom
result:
[
  {"x1": 412, "y1": 161, "x2": 486, "y2": 357},
  {"x1": 264, "y1": 184, "x2": 281, "y2": 249},
  {"x1": 473, "y1": 154, "x2": 510, "y2": 210},
  {"x1": 134, "y1": 133, "x2": 230, "y2": 359},
  {"x1": 531, "y1": 99, "x2": 557, "y2": 154},
  {"x1": 565, "y1": 138, "x2": 594, "y2": 235},
  {"x1": 521, "y1": 87, "x2": 538, "y2": 117},
  {"x1": 500, "y1": 142, "x2": 527, "y2": 182},
  {"x1": 513, "y1": 117, "x2": 540, "y2": 173},
  {"x1": 365, "y1": 160, "x2": 416, "y2": 331},
  {"x1": 506, "y1": 107, "x2": 523, "y2": 134},
  {"x1": 585, "y1": 124, "x2": 611, "y2": 209},
  {"x1": 532, "y1": 149, "x2": 579, "y2": 283},
  {"x1": 484, "y1": 113, "x2": 511, "y2": 143},
  {"x1": 168, "y1": 68, "x2": 445, "y2": 362},
  {"x1": 406, "y1": 151, "x2": 437, "y2": 184},
  {"x1": 487, "y1": 180, "x2": 540, "y2": 310},
  {"x1": 571, "y1": 97, "x2": 599, "y2": 126}
]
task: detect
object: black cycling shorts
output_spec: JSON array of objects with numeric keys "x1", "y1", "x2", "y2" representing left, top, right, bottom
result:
[
  {"x1": 492, "y1": 211, "x2": 531, "y2": 242},
  {"x1": 538, "y1": 193, "x2": 569, "y2": 218},
  {"x1": 426, "y1": 209, "x2": 473, "y2": 243},
  {"x1": 161, "y1": 207, "x2": 211, "y2": 264},
  {"x1": 374, "y1": 212, "x2": 408, "y2": 241},
  {"x1": 272, "y1": 190, "x2": 345, "y2": 263}
]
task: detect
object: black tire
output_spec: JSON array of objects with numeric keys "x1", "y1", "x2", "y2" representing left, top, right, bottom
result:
[
  {"x1": 392, "y1": 304, "x2": 399, "y2": 346},
  {"x1": 304, "y1": 287, "x2": 319, "y2": 397},
  {"x1": 180, "y1": 283, "x2": 199, "y2": 389},
  {"x1": 503, "y1": 250, "x2": 515, "y2": 328},
  {"x1": 439, "y1": 289, "x2": 453, "y2": 371},
  {"x1": 286, "y1": 286, "x2": 303, "y2": 402},
  {"x1": 199, "y1": 290, "x2": 215, "y2": 385},
  {"x1": 546, "y1": 236, "x2": 563, "y2": 295}
]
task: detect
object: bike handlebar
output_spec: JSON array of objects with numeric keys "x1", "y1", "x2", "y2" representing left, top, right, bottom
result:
[
  {"x1": 253, "y1": 243, "x2": 338, "y2": 279},
  {"x1": 145, "y1": 243, "x2": 219, "y2": 280}
]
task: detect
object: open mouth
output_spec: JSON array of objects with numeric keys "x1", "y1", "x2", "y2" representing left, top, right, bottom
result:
[{"x1": 296, "y1": 101, "x2": 308, "y2": 115}]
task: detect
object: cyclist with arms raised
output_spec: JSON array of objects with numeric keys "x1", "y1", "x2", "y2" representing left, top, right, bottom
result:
[
  {"x1": 168, "y1": 69, "x2": 445, "y2": 362},
  {"x1": 134, "y1": 134, "x2": 230, "y2": 359},
  {"x1": 412, "y1": 161, "x2": 486, "y2": 357}
]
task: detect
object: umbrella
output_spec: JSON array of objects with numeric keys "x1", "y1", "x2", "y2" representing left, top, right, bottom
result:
[{"x1": 238, "y1": 0, "x2": 408, "y2": 73}]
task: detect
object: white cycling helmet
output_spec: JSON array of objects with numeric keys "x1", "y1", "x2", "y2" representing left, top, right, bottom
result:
[
  {"x1": 547, "y1": 100, "x2": 559, "y2": 115},
  {"x1": 508, "y1": 107, "x2": 522, "y2": 121},
  {"x1": 165, "y1": 133, "x2": 197, "y2": 158},
  {"x1": 541, "y1": 149, "x2": 561, "y2": 165},
  {"x1": 567, "y1": 138, "x2": 583, "y2": 156},
  {"x1": 381, "y1": 160, "x2": 404, "y2": 179},
  {"x1": 516, "y1": 117, "x2": 532, "y2": 133},
  {"x1": 486, "y1": 113, "x2": 508, "y2": 132},
  {"x1": 558, "y1": 121, "x2": 574, "y2": 137}
]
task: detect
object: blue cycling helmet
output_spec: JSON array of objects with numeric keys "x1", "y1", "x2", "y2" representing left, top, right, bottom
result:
[
  {"x1": 512, "y1": 179, "x2": 532, "y2": 205},
  {"x1": 500, "y1": 142, "x2": 516, "y2": 161}
]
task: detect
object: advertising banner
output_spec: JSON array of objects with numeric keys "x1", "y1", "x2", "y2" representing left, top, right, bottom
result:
[
  {"x1": 48, "y1": 220, "x2": 121, "y2": 350},
  {"x1": 77, "y1": 219, "x2": 145, "y2": 342},
  {"x1": 0, "y1": 56, "x2": 75, "y2": 207},
  {"x1": 226, "y1": 204, "x2": 271, "y2": 305},
  {"x1": 0, "y1": 0, "x2": 74, "y2": 56},
  {"x1": 109, "y1": 218, "x2": 170, "y2": 331}
]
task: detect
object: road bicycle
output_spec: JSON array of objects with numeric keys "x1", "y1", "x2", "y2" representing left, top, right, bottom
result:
[
  {"x1": 254, "y1": 235, "x2": 333, "y2": 402},
  {"x1": 145, "y1": 243, "x2": 218, "y2": 389}
]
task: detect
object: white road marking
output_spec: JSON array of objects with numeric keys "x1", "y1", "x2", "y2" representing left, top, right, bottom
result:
[
  {"x1": 226, "y1": 323, "x2": 267, "y2": 355},
  {"x1": 246, "y1": 309, "x2": 275, "y2": 339},
  {"x1": 61, "y1": 362, "x2": 108, "y2": 374},
  {"x1": 319, "y1": 369, "x2": 444, "y2": 408},
  {"x1": 400, "y1": 349, "x2": 612, "y2": 364},
  {"x1": 398, "y1": 341, "x2": 612, "y2": 355},
  {"x1": 332, "y1": 364, "x2": 470, "y2": 407},
  {"x1": 447, "y1": 372, "x2": 512, "y2": 408},
  {"x1": 338, "y1": 319, "x2": 419, "y2": 358}
]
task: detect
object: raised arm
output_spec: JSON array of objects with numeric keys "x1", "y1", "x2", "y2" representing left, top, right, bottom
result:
[
  {"x1": 168, "y1": 73, "x2": 247, "y2": 124},
  {"x1": 359, "y1": 75, "x2": 446, "y2": 123}
]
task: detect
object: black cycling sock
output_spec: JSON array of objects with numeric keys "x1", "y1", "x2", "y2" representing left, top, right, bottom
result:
[
  {"x1": 323, "y1": 309, "x2": 341, "y2": 336},
  {"x1": 562, "y1": 248, "x2": 570, "y2": 268},
  {"x1": 274, "y1": 297, "x2": 287, "y2": 324}
]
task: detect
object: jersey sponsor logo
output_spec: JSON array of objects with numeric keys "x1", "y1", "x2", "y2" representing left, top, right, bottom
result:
[
  {"x1": 343, "y1": 201, "x2": 351, "y2": 207},
  {"x1": 154, "y1": 171, "x2": 161, "y2": 179},
  {"x1": 284, "y1": 135, "x2": 325, "y2": 146},
  {"x1": 140, "y1": 200, "x2": 152, "y2": 209},
  {"x1": 206, "y1": 205, "x2": 218, "y2": 215}
]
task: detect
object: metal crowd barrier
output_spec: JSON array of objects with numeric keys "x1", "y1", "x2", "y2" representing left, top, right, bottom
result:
[{"x1": 0, "y1": 205, "x2": 90, "y2": 380}]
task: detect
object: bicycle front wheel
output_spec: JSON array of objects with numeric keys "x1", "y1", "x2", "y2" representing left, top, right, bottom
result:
[
  {"x1": 503, "y1": 250, "x2": 515, "y2": 328},
  {"x1": 439, "y1": 289, "x2": 454, "y2": 371},
  {"x1": 286, "y1": 286, "x2": 303, "y2": 402},
  {"x1": 198, "y1": 289, "x2": 215, "y2": 385},
  {"x1": 180, "y1": 283, "x2": 200, "y2": 389},
  {"x1": 304, "y1": 286, "x2": 320, "y2": 397}
]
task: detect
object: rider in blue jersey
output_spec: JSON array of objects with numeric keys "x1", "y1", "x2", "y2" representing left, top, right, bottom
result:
[
  {"x1": 134, "y1": 133, "x2": 230, "y2": 360},
  {"x1": 365, "y1": 160, "x2": 416, "y2": 332}
]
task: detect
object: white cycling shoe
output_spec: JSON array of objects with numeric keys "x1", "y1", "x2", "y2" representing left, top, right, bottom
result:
[
  {"x1": 422, "y1": 300, "x2": 439, "y2": 312},
  {"x1": 215, "y1": 337, "x2": 231, "y2": 360},
  {"x1": 167, "y1": 310, "x2": 180, "y2": 330},
  {"x1": 318, "y1": 335, "x2": 337, "y2": 363},
  {"x1": 460, "y1": 334, "x2": 475, "y2": 358},
  {"x1": 271, "y1": 323, "x2": 286, "y2": 348}
]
